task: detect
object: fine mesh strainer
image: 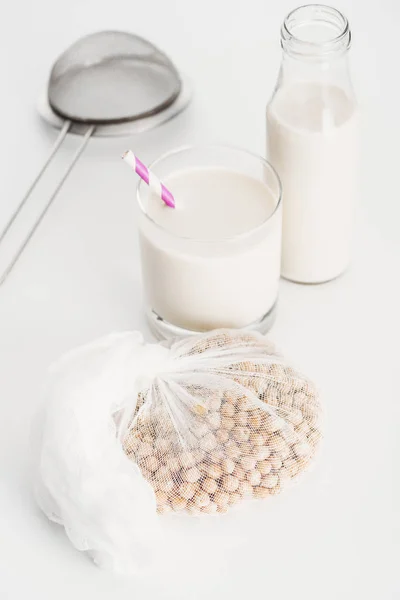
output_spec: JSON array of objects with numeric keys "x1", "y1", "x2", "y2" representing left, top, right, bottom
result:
[{"x1": 0, "y1": 31, "x2": 188, "y2": 285}]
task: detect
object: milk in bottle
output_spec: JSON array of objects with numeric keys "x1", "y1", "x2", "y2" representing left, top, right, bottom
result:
[{"x1": 267, "y1": 5, "x2": 359, "y2": 283}]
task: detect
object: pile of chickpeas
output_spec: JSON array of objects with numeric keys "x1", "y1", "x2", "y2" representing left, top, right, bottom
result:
[{"x1": 123, "y1": 333, "x2": 321, "y2": 515}]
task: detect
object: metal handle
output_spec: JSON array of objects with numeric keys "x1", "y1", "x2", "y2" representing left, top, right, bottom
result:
[
  {"x1": 0, "y1": 124, "x2": 95, "y2": 287},
  {"x1": 0, "y1": 120, "x2": 71, "y2": 245}
]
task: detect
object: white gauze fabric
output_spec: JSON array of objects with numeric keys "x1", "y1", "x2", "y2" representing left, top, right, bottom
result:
[
  {"x1": 34, "y1": 329, "x2": 321, "y2": 573},
  {"x1": 34, "y1": 331, "x2": 173, "y2": 574}
]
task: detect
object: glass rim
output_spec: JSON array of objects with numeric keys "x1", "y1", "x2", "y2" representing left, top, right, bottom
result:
[
  {"x1": 282, "y1": 4, "x2": 350, "y2": 54},
  {"x1": 136, "y1": 144, "x2": 282, "y2": 243}
]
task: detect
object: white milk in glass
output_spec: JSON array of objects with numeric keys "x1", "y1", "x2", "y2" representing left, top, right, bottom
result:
[{"x1": 138, "y1": 163, "x2": 281, "y2": 335}]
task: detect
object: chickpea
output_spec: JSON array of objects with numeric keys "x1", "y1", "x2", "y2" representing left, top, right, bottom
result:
[
  {"x1": 235, "y1": 411, "x2": 248, "y2": 426},
  {"x1": 200, "y1": 433, "x2": 217, "y2": 452},
  {"x1": 261, "y1": 474, "x2": 279, "y2": 488},
  {"x1": 194, "y1": 491, "x2": 210, "y2": 508},
  {"x1": 179, "y1": 482, "x2": 197, "y2": 500},
  {"x1": 253, "y1": 486, "x2": 270, "y2": 499},
  {"x1": 228, "y1": 492, "x2": 242, "y2": 505},
  {"x1": 252, "y1": 446, "x2": 271, "y2": 461},
  {"x1": 232, "y1": 464, "x2": 246, "y2": 481},
  {"x1": 248, "y1": 411, "x2": 262, "y2": 429},
  {"x1": 247, "y1": 470, "x2": 261, "y2": 486},
  {"x1": 182, "y1": 467, "x2": 201, "y2": 483},
  {"x1": 221, "y1": 416, "x2": 235, "y2": 431},
  {"x1": 216, "y1": 428, "x2": 230, "y2": 444},
  {"x1": 201, "y1": 501, "x2": 218, "y2": 514},
  {"x1": 257, "y1": 460, "x2": 272, "y2": 476},
  {"x1": 201, "y1": 462, "x2": 222, "y2": 480},
  {"x1": 178, "y1": 451, "x2": 197, "y2": 469},
  {"x1": 249, "y1": 432, "x2": 264, "y2": 447},
  {"x1": 221, "y1": 403, "x2": 235, "y2": 417},
  {"x1": 207, "y1": 412, "x2": 221, "y2": 430},
  {"x1": 238, "y1": 480, "x2": 253, "y2": 496},
  {"x1": 171, "y1": 496, "x2": 187, "y2": 511},
  {"x1": 224, "y1": 441, "x2": 241, "y2": 459},
  {"x1": 213, "y1": 490, "x2": 230, "y2": 507},
  {"x1": 155, "y1": 490, "x2": 168, "y2": 506},
  {"x1": 232, "y1": 427, "x2": 250, "y2": 443},
  {"x1": 221, "y1": 475, "x2": 239, "y2": 493},
  {"x1": 240, "y1": 456, "x2": 257, "y2": 471},
  {"x1": 202, "y1": 477, "x2": 218, "y2": 494},
  {"x1": 221, "y1": 458, "x2": 235, "y2": 474}
]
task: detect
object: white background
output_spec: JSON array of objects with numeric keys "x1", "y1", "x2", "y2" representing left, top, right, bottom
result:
[{"x1": 0, "y1": 0, "x2": 398, "y2": 598}]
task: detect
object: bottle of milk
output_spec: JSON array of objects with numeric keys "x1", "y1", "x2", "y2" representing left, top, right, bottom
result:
[{"x1": 267, "y1": 5, "x2": 359, "y2": 283}]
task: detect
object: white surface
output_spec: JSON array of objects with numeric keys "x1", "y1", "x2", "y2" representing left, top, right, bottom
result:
[{"x1": 0, "y1": 0, "x2": 398, "y2": 599}]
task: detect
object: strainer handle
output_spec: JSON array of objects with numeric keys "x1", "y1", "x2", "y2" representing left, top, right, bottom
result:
[
  {"x1": 0, "y1": 120, "x2": 71, "y2": 246},
  {"x1": 0, "y1": 124, "x2": 95, "y2": 287}
]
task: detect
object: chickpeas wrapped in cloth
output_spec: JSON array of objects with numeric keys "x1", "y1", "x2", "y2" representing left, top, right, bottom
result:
[
  {"x1": 36, "y1": 329, "x2": 321, "y2": 571},
  {"x1": 122, "y1": 330, "x2": 321, "y2": 515}
]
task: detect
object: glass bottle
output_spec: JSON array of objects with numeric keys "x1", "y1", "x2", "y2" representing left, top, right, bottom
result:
[{"x1": 267, "y1": 4, "x2": 359, "y2": 283}]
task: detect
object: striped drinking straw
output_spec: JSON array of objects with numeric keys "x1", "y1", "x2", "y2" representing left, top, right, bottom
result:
[{"x1": 122, "y1": 150, "x2": 175, "y2": 208}]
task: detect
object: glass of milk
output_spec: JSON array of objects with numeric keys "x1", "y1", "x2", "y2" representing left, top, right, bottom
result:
[
  {"x1": 267, "y1": 5, "x2": 359, "y2": 283},
  {"x1": 137, "y1": 145, "x2": 282, "y2": 339}
]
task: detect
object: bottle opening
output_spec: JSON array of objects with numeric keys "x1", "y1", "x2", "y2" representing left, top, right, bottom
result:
[{"x1": 282, "y1": 4, "x2": 350, "y2": 56}]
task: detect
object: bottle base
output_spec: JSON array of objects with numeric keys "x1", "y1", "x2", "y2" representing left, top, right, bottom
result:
[
  {"x1": 281, "y1": 267, "x2": 349, "y2": 285},
  {"x1": 145, "y1": 302, "x2": 278, "y2": 341}
]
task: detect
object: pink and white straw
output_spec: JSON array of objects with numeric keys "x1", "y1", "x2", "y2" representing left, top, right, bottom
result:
[{"x1": 122, "y1": 150, "x2": 175, "y2": 208}]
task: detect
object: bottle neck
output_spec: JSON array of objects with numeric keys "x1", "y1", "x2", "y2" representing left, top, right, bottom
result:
[
  {"x1": 279, "y1": 50, "x2": 351, "y2": 83},
  {"x1": 281, "y1": 5, "x2": 350, "y2": 59},
  {"x1": 278, "y1": 5, "x2": 353, "y2": 89}
]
